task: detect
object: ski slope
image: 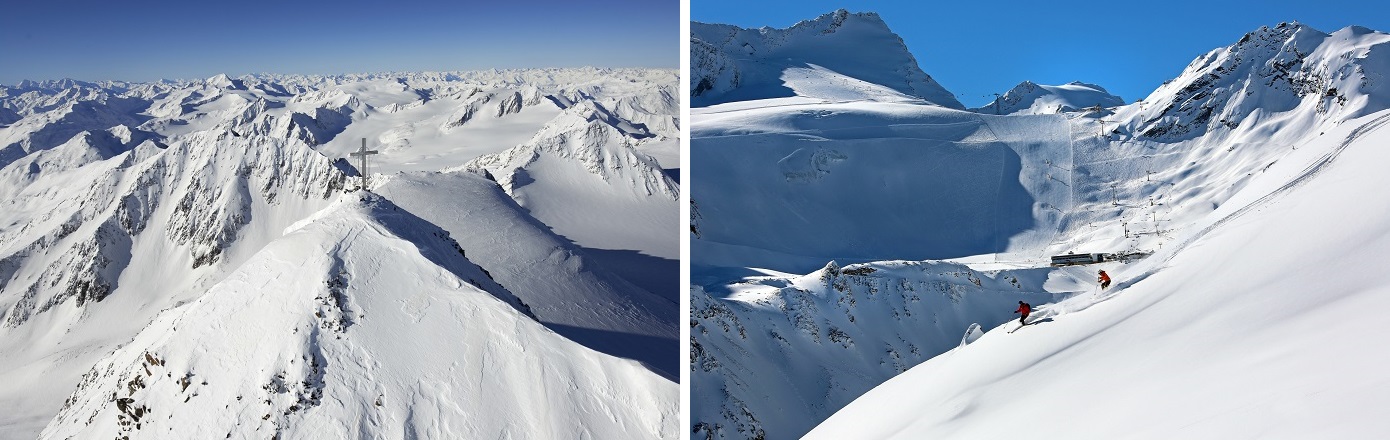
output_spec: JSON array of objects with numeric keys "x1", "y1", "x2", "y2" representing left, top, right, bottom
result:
[
  {"x1": 807, "y1": 108, "x2": 1390, "y2": 440},
  {"x1": 691, "y1": 99, "x2": 1072, "y2": 273},
  {"x1": 691, "y1": 260, "x2": 1057, "y2": 440},
  {"x1": 691, "y1": 14, "x2": 1390, "y2": 440}
]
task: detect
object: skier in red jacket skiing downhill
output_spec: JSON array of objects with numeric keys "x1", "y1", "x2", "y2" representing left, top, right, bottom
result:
[
  {"x1": 1014, "y1": 301, "x2": 1031, "y2": 326},
  {"x1": 1098, "y1": 270, "x2": 1112, "y2": 289}
]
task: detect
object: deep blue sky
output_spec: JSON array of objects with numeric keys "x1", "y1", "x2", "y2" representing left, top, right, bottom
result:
[
  {"x1": 693, "y1": 0, "x2": 1390, "y2": 107},
  {"x1": 0, "y1": 0, "x2": 677, "y2": 84}
]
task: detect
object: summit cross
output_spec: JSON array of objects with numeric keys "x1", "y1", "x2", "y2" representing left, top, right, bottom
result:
[{"x1": 350, "y1": 138, "x2": 379, "y2": 190}]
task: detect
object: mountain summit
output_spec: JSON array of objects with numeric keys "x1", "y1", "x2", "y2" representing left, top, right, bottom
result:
[
  {"x1": 972, "y1": 81, "x2": 1125, "y2": 115},
  {"x1": 691, "y1": 9, "x2": 963, "y2": 108},
  {"x1": 1121, "y1": 22, "x2": 1390, "y2": 142},
  {"x1": 691, "y1": 18, "x2": 1390, "y2": 440}
]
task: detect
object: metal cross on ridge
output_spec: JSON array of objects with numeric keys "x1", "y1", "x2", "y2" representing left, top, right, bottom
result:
[{"x1": 350, "y1": 138, "x2": 378, "y2": 190}]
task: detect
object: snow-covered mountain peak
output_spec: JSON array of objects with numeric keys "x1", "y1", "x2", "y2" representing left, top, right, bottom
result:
[
  {"x1": 1121, "y1": 22, "x2": 1390, "y2": 142},
  {"x1": 465, "y1": 108, "x2": 675, "y2": 201},
  {"x1": 691, "y1": 10, "x2": 962, "y2": 108},
  {"x1": 778, "y1": 9, "x2": 882, "y2": 36},
  {"x1": 39, "y1": 192, "x2": 675, "y2": 439},
  {"x1": 2, "y1": 68, "x2": 678, "y2": 437},
  {"x1": 204, "y1": 73, "x2": 246, "y2": 90},
  {"x1": 693, "y1": 17, "x2": 1390, "y2": 440},
  {"x1": 972, "y1": 80, "x2": 1125, "y2": 115}
]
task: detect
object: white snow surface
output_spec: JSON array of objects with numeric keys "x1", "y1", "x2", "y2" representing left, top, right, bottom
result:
[
  {"x1": 0, "y1": 68, "x2": 678, "y2": 439},
  {"x1": 40, "y1": 194, "x2": 677, "y2": 439},
  {"x1": 463, "y1": 107, "x2": 681, "y2": 261},
  {"x1": 690, "y1": 261, "x2": 1056, "y2": 440},
  {"x1": 691, "y1": 17, "x2": 1390, "y2": 440},
  {"x1": 971, "y1": 80, "x2": 1125, "y2": 115},
  {"x1": 375, "y1": 172, "x2": 678, "y2": 377},
  {"x1": 691, "y1": 9, "x2": 962, "y2": 109},
  {"x1": 807, "y1": 106, "x2": 1390, "y2": 440}
]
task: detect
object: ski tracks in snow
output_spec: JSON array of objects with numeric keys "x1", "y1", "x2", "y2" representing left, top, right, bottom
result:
[{"x1": 1003, "y1": 111, "x2": 1390, "y2": 337}]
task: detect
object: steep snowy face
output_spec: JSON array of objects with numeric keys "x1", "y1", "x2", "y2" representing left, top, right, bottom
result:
[
  {"x1": 691, "y1": 260, "x2": 1054, "y2": 440},
  {"x1": 0, "y1": 131, "x2": 346, "y2": 329},
  {"x1": 40, "y1": 194, "x2": 677, "y2": 440},
  {"x1": 691, "y1": 9, "x2": 963, "y2": 108},
  {"x1": 0, "y1": 90, "x2": 154, "y2": 169},
  {"x1": 972, "y1": 81, "x2": 1125, "y2": 115},
  {"x1": 690, "y1": 103, "x2": 1069, "y2": 271},
  {"x1": 464, "y1": 105, "x2": 680, "y2": 259},
  {"x1": 1122, "y1": 23, "x2": 1390, "y2": 142},
  {"x1": 0, "y1": 129, "x2": 348, "y2": 436},
  {"x1": 376, "y1": 172, "x2": 679, "y2": 378},
  {"x1": 805, "y1": 101, "x2": 1390, "y2": 440}
]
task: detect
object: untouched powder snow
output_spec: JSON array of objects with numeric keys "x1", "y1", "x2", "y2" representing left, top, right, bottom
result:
[
  {"x1": 40, "y1": 194, "x2": 677, "y2": 439},
  {"x1": 375, "y1": 172, "x2": 678, "y2": 378}
]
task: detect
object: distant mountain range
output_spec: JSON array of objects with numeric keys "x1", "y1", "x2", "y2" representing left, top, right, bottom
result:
[
  {"x1": 691, "y1": 10, "x2": 1390, "y2": 440},
  {"x1": 0, "y1": 68, "x2": 680, "y2": 439}
]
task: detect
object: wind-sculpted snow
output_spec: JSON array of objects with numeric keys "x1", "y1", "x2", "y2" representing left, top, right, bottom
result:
[
  {"x1": 40, "y1": 194, "x2": 677, "y2": 440},
  {"x1": 691, "y1": 260, "x2": 1054, "y2": 439},
  {"x1": 691, "y1": 9, "x2": 962, "y2": 108}
]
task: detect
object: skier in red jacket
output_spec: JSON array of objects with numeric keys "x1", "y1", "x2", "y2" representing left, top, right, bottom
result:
[
  {"x1": 1014, "y1": 301, "x2": 1031, "y2": 326},
  {"x1": 1098, "y1": 270, "x2": 1112, "y2": 289}
]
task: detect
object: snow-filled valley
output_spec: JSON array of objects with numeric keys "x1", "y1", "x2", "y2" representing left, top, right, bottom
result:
[
  {"x1": 691, "y1": 11, "x2": 1390, "y2": 440},
  {"x1": 0, "y1": 68, "x2": 679, "y2": 439}
]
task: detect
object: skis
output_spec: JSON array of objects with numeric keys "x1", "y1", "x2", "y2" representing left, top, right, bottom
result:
[{"x1": 1008, "y1": 320, "x2": 1029, "y2": 333}]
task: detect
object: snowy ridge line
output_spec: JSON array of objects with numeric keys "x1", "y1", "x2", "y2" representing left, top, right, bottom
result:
[
  {"x1": 689, "y1": 259, "x2": 1055, "y2": 440},
  {"x1": 694, "y1": 121, "x2": 990, "y2": 139},
  {"x1": 1, "y1": 67, "x2": 679, "y2": 438},
  {"x1": 1151, "y1": 110, "x2": 1390, "y2": 270},
  {"x1": 37, "y1": 193, "x2": 677, "y2": 439},
  {"x1": 694, "y1": 98, "x2": 888, "y2": 114}
]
